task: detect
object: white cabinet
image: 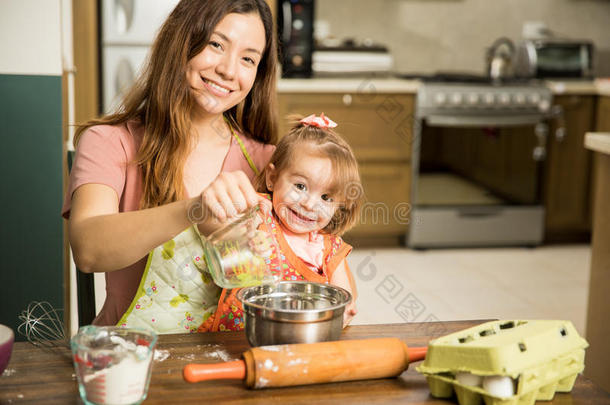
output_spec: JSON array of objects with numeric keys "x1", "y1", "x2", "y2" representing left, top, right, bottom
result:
[
  {"x1": 102, "y1": 45, "x2": 149, "y2": 113},
  {"x1": 101, "y1": 0, "x2": 179, "y2": 112},
  {"x1": 102, "y1": 0, "x2": 179, "y2": 45}
]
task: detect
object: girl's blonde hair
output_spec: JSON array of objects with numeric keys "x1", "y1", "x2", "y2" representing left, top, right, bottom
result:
[
  {"x1": 74, "y1": 0, "x2": 278, "y2": 209},
  {"x1": 255, "y1": 116, "x2": 364, "y2": 235}
]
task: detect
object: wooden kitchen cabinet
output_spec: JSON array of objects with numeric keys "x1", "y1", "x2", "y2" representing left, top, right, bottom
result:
[
  {"x1": 591, "y1": 96, "x2": 610, "y2": 228},
  {"x1": 278, "y1": 93, "x2": 413, "y2": 161},
  {"x1": 543, "y1": 95, "x2": 596, "y2": 241},
  {"x1": 584, "y1": 110, "x2": 610, "y2": 392},
  {"x1": 596, "y1": 96, "x2": 610, "y2": 131},
  {"x1": 351, "y1": 162, "x2": 412, "y2": 238},
  {"x1": 278, "y1": 92, "x2": 415, "y2": 245}
]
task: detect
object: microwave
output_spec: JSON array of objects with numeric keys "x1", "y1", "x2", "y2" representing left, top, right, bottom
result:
[
  {"x1": 515, "y1": 39, "x2": 594, "y2": 79},
  {"x1": 277, "y1": 0, "x2": 314, "y2": 78}
]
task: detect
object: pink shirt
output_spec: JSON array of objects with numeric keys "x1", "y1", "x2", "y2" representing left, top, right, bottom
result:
[
  {"x1": 62, "y1": 120, "x2": 275, "y2": 326},
  {"x1": 282, "y1": 230, "x2": 325, "y2": 273}
]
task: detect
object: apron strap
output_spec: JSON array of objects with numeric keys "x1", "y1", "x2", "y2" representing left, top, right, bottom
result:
[
  {"x1": 211, "y1": 288, "x2": 228, "y2": 332},
  {"x1": 224, "y1": 116, "x2": 260, "y2": 176}
]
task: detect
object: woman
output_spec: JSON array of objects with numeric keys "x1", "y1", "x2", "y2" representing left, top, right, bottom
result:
[{"x1": 63, "y1": 0, "x2": 278, "y2": 326}]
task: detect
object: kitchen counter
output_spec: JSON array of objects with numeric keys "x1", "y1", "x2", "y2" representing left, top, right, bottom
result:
[
  {"x1": 585, "y1": 132, "x2": 610, "y2": 154},
  {"x1": 595, "y1": 78, "x2": 610, "y2": 97},
  {"x1": 2, "y1": 321, "x2": 608, "y2": 404},
  {"x1": 278, "y1": 77, "x2": 610, "y2": 96},
  {"x1": 278, "y1": 78, "x2": 420, "y2": 93},
  {"x1": 546, "y1": 79, "x2": 610, "y2": 96}
]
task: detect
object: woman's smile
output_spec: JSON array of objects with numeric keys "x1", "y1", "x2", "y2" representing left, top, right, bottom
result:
[
  {"x1": 201, "y1": 76, "x2": 233, "y2": 97},
  {"x1": 201, "y1": 77, "x2": 233, "y2": 97},
  {"x1": 186, "y1": 12, "x2": 265, "y2": 116}
]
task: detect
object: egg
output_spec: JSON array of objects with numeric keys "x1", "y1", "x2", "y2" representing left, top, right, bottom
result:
[
  {"x1": 483, "y1": 375, "x2": 515, "y2": 398},
  {"x1": 456, "y1": 372, "x2": 483, "y2": 387}
]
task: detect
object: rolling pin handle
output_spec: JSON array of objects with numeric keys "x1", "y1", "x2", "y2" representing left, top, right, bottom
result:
[
  {"x1": 407, "y1": 346, "x2": 428, "y2": 363},
  {"x1": 183, "y1": 360, "x2": 247, "y2": 383}
]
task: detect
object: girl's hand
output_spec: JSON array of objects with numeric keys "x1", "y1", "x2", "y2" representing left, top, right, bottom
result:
[
  {"x1": 188, "y1": 171, "x2": 270, "y2": 233},
  {"x1": 343, "y1": 301, "x2": 357, "y2": 328}
]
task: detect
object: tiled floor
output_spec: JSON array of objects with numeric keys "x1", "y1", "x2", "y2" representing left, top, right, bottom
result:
[{"x1": 347, "y1": 244, "x2": 591, "y2": 336}]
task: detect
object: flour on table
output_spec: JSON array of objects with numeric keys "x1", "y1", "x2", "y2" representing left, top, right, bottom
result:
[
  {"x1": 158, "y1": 343, "x2": 234, "y2": 363},
  {"x1": 2, "y1": 368, "x2": 16, "y2": 377},
  {"x1": 204, "y1": 348, "x2": 231, "y2": 362},
  {"x1": 194, "y1": 344, "x2": 233, "y2": 361},
  {"x1": 154, "y1": 349, "x2": 170, "y2": 362},
  {"x1": 177, "y1": 353, "x2": 196, "y2": 361}
]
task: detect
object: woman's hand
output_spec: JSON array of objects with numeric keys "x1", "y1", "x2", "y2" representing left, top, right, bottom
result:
[{"x1": 188, "y1": 171, "x2": 271, "y2": 234}]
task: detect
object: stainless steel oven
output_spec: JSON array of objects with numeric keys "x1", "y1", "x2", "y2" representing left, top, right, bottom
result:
[{"x1": 407, "y1": 78, "x2": 554, "y2": 248}]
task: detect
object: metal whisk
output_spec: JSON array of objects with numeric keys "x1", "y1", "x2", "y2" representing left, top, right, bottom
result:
[{"x1": 18, "y1": 301, "x2": 67, "y2": 348}]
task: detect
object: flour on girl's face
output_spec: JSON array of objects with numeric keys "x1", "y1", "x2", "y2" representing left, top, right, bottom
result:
[{"x1": 270, "y1": 153, "x2": 339, "y2": 236}]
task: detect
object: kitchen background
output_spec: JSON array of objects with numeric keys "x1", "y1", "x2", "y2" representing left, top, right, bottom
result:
[
  {"x1": 318, "y1": 0, "x2": 610, "y2": 77},
  {"x1": 0, "y1": 0, "x2": 65, "y2": 359},
  {"x1": 1, "y1": 0, "x2": 610, "y2": 393}
]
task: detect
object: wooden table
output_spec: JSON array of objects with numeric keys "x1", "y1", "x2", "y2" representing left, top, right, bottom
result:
[{"x1": 1, "y1": 321, "x2": 608, "y2": 404}]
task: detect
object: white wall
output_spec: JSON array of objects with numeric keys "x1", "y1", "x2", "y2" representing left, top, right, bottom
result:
[
  {"x1": 0, "y1": 0, "x2": 62, "y2": 75},
  {"x1": 0, "y1": 0, "x2": 89, "y2": 337},
  {"x1": 318, "y1": 0, "x2": 610, "y2": 76}
]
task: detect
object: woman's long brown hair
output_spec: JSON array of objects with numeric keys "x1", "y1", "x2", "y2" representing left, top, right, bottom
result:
[{"x1": 74, "y1": 0, "x2": 278, "y2": 208}]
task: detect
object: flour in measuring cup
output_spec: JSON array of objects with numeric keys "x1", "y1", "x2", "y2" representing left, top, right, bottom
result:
[{"x1": 83, "y1": 351, "x2": 153, "y2": 405}]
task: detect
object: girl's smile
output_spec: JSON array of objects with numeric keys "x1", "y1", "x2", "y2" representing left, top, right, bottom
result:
[{"x1": 284, "y1": 206, "x2": 317, "y2": 223}]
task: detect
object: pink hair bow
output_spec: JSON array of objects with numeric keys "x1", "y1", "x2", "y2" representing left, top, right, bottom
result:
[{"x1": 300, "y1": 113, "x2": 338, "y2": 129}]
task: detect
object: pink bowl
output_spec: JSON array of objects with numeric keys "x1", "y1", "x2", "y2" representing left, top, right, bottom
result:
[{"x1": 0, "y1": 324, "x2": 14, "y2": 374}]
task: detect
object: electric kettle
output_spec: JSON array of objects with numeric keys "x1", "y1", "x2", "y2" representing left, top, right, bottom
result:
[{"x1": 486, "y1": 37, "x2": 516, "y2": 82}]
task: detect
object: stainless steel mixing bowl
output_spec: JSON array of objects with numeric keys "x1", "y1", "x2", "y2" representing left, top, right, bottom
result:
[{"x1": 237, "y1": 281, "x2": 352, "y2": 347}]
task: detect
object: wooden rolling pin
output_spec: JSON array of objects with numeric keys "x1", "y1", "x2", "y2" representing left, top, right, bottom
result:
[{"x1": 183, "y1": 338, "x2": 427, "y2": 389}]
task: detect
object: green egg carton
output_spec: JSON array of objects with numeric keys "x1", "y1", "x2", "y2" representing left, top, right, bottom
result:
[{"x1": 416, "y1": 320, "x2": 588, "y2": 405}]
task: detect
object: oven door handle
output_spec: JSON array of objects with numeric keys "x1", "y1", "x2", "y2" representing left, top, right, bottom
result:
[
  {"x1": 457, "y1": 207, "x2": 504, "y2": 218},
  {"x1": 425, "y1": 115, "x2": 545, "y2": 127}
]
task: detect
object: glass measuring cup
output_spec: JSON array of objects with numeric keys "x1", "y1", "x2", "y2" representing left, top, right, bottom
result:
[
  {"x1": 200, "y1": 205, "x2": 277, "y2": 289},
  {"x1": 70, "y1": 326, "x2": 157, "y2": 405}
]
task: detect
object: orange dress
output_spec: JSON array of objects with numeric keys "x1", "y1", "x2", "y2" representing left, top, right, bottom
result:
[{"x1": 197, "y1": 206, "x2": 357, "y2": 332}]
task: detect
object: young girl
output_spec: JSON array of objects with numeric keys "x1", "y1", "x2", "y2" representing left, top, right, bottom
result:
[
  {"x1": 65, "y1": 0, "x2": 278, "y2": 328},
  {"x1": 198, "y1": 114, "x2": 364, "y2": 332}
]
